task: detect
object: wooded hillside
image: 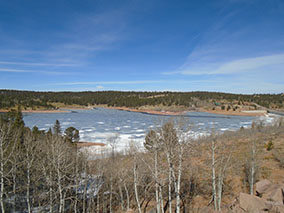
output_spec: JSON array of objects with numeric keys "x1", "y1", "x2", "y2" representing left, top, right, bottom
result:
[{"x1": 1, "y1": 90, "x2": 283, "y2": 110}]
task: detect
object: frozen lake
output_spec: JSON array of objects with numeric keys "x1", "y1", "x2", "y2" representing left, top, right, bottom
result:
[{"x1": 23, "y1": 108, "x2": 271, "y2": 150}]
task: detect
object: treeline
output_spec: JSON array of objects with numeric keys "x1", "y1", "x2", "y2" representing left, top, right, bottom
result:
[{"x1": 1, "y1": 90, "x2": 283, "y2": 109}]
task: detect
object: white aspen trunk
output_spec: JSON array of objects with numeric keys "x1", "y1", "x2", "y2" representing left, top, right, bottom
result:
[
  {"x1": 0, "y1": 126, "x2": 14, "y2": 213},
  {"x1": 58, "y1": 178, "x2": 64, "y2": 213},
  {"x1": 168, "y1": 167, "x2": 172, "y2": 213},
  {"x1": 88, "y1": 192, "x2": 94, "y2": 213},
  {"x1": 211, "y1": 140, "x2": 217, "y2": 211},
  {"x1": 159, "y1": 186, "x2": 164, "y2": 213},
  {"x1": 57, "y1": 163, "x2": 64, "y2": 213},
  {"x1": 12, "y1": 165, "x2": 16, "y2": 212},
  {"x1": 124, "y1": 181, "x2": 130, "y2": 210},
  {"x1": 217, "y1": 148, "x2": 231, "y2": 211},
  {"x1": 250, "y1": 141, "x2": 256, "y2": 195},
  {"x1": 217, "y1": 169, "x2": 223, "y2": 211},
  {"x1": 0, "y1": 148, "x2": 5, "y2": 213},
  {"x1": 24, "y1": 134, "x2": 37, "y2": 213},
  {"x1": 96, "y1": 190, "x2": 100, "y2": 213},
  {"x1": 62, "y1": 192, "x2": 66, "y2": 213},
  {"x1": 154, "y1": 150, "x2": 160, "y2": 213},
  {"x1": 118, "y1": 183, "x2": 124, "y2": 211},
  {"x1": 166, "y1": 153, "x2": 172, "y2": 213},
  {"x1": 26, "y1": 165, "x2": 31, "y2": 213},
  {"x1": 82, "y1": 178, "x2": 87, "y2": 213},
  {"x1": 74, "y1": 154, "x2": 78, "y2": 213},
  {"x1": 176, "y1": 147, "x2": 183, "y2": 213},
  {"x1": 103, "y1": 191, "x2": 105, "y2": 213},
  {"x1": 49, "y1": 168, "x2": 53, "y2": 213},
  {"x1": 134, "y1": 158, "x2": 142, "y2": 213},
  {"x1": 250, "y1": 165, "x2": 255, "y2": 195},
  {"x1": 50, "y1": 140, "x2": 56, "y2": 213}
]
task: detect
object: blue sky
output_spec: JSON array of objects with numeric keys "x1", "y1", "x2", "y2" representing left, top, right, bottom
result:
[{"x1": 0, "y1": 0, "x2": 284, "y2": 93}]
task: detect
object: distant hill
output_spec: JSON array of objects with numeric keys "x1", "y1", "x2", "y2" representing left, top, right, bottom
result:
[{"x1": 0, "y1": 90, "x2": 283, "y2": 111}]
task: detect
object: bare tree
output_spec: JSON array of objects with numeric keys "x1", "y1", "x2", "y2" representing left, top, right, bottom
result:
[
  {"x1": 210, "y1": 136, "x2": 232, "y2": 211},
  {"x1": 22, "y1": 131, "x2": 39, "y2": 213},
  {"x1": 44, "y1": 135, "x2": 77, "y2": 213},
  {"x1": 133, "y1": 152, "x2": 142, "y2": 213},
  {"x1": 0, "y1": 122, "x2": 16, "y2": 213},
  {"x1": 175, "y1": 130, "x2": 187, "y2": 213},
  {"x1": 144, "y1": 129, "x2": 163, "y2": 213},
  {"x1": 143, "y1": 120, "x2": 189, "y2": 213},
  {"x1": 211, "y1": 137, "x2": 217, "y2": 210},
  {"x1": 159, "y1": 122, "x2": 179, "y2": 213},
  {"x1": 244, "y1": 139, "x2": 259, "y2": 195}
]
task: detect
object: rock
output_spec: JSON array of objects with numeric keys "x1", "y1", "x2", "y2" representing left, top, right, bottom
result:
[
  {"x1": 229, "y1": 197, "x2": 246, "y2": 213},
  {"x1": 239, "y1": 180, "x2": 284, "y2": 212},
  {"x1": 260, "y1": 184, "x2": 284, "y2": 205},
  {"x1": 269, "y1": 204, "x2": 284, "y2": 212},
  {"x1": 255, "y1": 180, "x2": 284, "y2": 205},
  {"x1": 268, "y1": 187, "x2": 284, "y2": 205},
  {"x1": 256, "y1": 179, "x2": 272, "y2": 196},
  {"x1": 239, "y1": 193, "x2": 268, "y2": 212}
]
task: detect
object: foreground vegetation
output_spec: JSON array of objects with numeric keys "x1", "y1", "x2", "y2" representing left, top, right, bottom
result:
[
  {"x1": 1, "y1": 90, "x2": 283, "y2": 111},
  {"x1": 1, "y1": 109, "x2": 284, "y2": 212},
  {"x1": 89, "y1": 118, "x2": 284, "y2": 212},
  {"x1": 0, "y1": 110, "x2": 87, "y2": 212}
]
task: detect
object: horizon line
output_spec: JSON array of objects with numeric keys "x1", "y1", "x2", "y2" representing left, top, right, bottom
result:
[{"x1": 0, "y1": 88, "x2": 282, "y2": 95}]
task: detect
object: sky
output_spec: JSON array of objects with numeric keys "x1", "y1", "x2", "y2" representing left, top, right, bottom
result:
[{"x1": 0, "y1": 0, "x2": 284, "y2": 93}]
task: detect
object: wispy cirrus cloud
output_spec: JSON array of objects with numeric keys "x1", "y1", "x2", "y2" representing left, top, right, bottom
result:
[
  {"x1": 46, "y1": 80, "x2": 167, "y2": 86},
  {"x1": 0, "y1": 7, "x2": 128, "y2": 66},
  {"x1": 163, "y1": 53, "x2": 284, "y2": 75},
  {"x1": 0, "y1": 68, "x2": 71, "y2": 75},
  {"x1": 41, "y1": 9, "x2": 128, "y2": 63},
  {"x1": 0, "y1": 61, "x2": 79, "y2": 67}
]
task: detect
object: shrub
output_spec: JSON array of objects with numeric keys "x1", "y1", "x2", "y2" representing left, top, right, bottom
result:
[{"x1": 265, "y1": 140, "x2": 273, "y2": 151}]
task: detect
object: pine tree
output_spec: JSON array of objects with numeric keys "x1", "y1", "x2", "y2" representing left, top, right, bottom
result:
[
  {"x1": 53, "y1": 120, "x2": 61, "y2": 135},
  {"x1": 64, "y1": 127, "x2": 79, "y2": 143}
]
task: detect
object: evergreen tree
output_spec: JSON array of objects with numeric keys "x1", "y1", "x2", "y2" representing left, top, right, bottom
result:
[
  {"x1": 14, "y1": 109, "x2": 24, "y2": 128},
  {"x1": 53, "y1": 120, "x2": 61, "y2": 135},
  {"x1": 64, "y1": 126, "x2": 79, "y2": 143}
]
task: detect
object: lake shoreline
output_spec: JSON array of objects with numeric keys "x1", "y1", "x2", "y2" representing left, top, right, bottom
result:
[
  {"x1": 1, "y1": 106, "x2": 268, "y2": 117},
  {"x1": 0, "y1": 109, "x2": 70, "y2": 113},
  {"x1": 100, "y1": 106, "x2": 268, "y2": 117}
]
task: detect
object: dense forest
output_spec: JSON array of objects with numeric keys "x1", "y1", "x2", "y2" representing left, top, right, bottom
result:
[
  {"x1": 1, "y1": 109, "x2": 284, "y2": 212},
  {"x1": 0, "y1": 90, "x2": 283, "y2": 110}
]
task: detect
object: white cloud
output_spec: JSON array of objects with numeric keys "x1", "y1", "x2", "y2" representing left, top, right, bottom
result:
[
  {"x1": 164, "y1": 54, "x2": 284, "y2": 75},
  {"x1": 0, "y1": 61, "x2": 79, "y2": 67},
  {"x1": 0, "y1": 68, "x2": 69, "y2": 75},
  {"x1": 48, "y1": 80, "x2": 167, "y2": 86},
  {"x1": 0, "y1": 68, "x2": 34, "y2": 73},
  {"x1": 0, "y1": 8, "x2": 127, "y2": 66}
]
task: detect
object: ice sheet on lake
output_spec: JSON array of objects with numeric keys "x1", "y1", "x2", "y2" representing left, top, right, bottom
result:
[{"x1": 22, "y1": 108, "x2": 280, "y2": 157}]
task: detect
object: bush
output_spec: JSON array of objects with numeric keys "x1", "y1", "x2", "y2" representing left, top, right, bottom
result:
[{"x1": 265, "y1": 140, "x2": 273, "y2": 151}]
